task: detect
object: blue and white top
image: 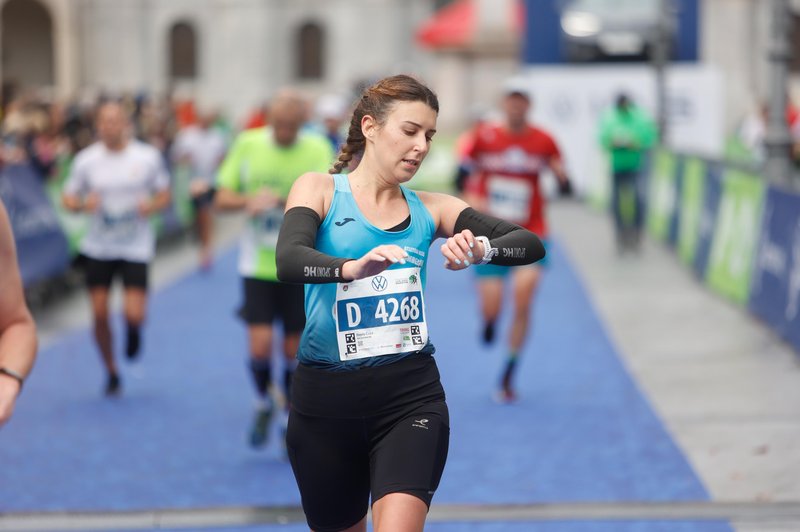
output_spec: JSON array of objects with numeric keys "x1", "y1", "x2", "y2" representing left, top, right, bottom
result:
[{"x1": 298, "y1": 173, "x2": 437, "y2": 370}]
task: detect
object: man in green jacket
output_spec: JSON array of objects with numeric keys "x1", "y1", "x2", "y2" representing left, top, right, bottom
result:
[{"x1": 599, "y1": 93, "x2": 657, "y2": 252}]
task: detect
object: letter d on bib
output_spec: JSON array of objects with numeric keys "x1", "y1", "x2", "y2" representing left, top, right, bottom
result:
[{"x1": 346, "y1": 302, "x2": 361, "y2": 327}]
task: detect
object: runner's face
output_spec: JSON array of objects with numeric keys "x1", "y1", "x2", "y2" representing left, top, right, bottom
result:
[
  {"x1": 370, "y1": 101, "x2": 437, "y2": 183},
  {"x1": 271, "y1": 107, "x2": 304, "y2": 147},
  {"x1": 97, "y1": 105, "x2": 128, "y2": 149},
  {"x1": 503, "y1": 94, "x2": 530, "y2": 130}
]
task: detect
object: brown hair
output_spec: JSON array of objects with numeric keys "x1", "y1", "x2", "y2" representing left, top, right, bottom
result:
[{"x1": 329, "y1": 74, "x2": 439, "y2": 174}]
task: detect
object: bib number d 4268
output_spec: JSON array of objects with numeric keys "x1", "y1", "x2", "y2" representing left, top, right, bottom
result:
[{"x1": 334, "y1": 268, "x2": 428, "y2": 361}]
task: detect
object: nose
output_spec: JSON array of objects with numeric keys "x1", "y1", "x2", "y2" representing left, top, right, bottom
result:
[{"x1": 413, "y1": 132, "x2": 429, "y2": 154}]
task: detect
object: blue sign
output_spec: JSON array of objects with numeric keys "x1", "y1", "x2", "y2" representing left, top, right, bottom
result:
[
  {"x1": 0, "y1": 164, "x2": 70, "y2": 287},
  {"x1": 522, "y1": 0, "x2": 699, "y2": 64},
  {"x1": 667, "y1": 155, "x2": 684, "y2": 247},
  {"x1": 692, "y1": 162, "x2": 722, "y2": 278},
  {"x1": 748, "y1": 186, "x2": 800, "y2": 352}
]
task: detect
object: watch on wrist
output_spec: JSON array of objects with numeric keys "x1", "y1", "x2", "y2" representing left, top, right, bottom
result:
[
  {"x1": 474, "y1": 235, "x2": 498, "y2": 265},
  {"x1": 0, "y1": 367, "x2": 24, "y2": 391}
]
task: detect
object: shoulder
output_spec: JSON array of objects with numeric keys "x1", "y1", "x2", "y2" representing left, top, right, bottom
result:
[
  {"x1": 130, "y1": 140, "x2": 164, "y2": 162},
  {"x1": 72, "y1": 143, "x2": 103, "y2": 168},
  {"x1": 233, "y1": 127, "x2": 266, "y2": 147},
  {"x1": 476, "y1": 123, "x2": 503, "y2": 143},
  {"x1": 295, "y1": 171, "x2": 334, "y2": 188},
  {"x1": 529, "y1": 125, "x2": 554, "y2": 140},
  {"x1": 291, "y1": 171, "x2": 335, "y2": 200},
  {"x1": 529, "y1": 126, "x2": 560, "y2": 148},
  {"x1": 415, "y1": 189, "x2": 467, "y2": 216},
  {"x1": 286, "y1": 172, "x2": 334, "y2": 214}
]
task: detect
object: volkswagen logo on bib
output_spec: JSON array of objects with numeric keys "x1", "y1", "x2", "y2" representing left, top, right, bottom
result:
[{"x1": 371, "y1": 275, "x2": 388, "y2": 292}]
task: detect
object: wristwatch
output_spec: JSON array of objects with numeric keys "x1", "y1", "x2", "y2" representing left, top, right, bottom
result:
[
  {"x1": 0, "y1": 367, "x2": 24, "y2": 392},
  {"x1": 474, "y1": 235, "x2": 498, "y2": 265}
]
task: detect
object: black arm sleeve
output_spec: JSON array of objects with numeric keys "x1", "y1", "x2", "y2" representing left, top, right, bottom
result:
[
  {"x1": 276, "y1": 206, "x2": 351, "y2": 284},
  {"x1": 453, "y1": 207, "x2": 546, "y2": 266}
]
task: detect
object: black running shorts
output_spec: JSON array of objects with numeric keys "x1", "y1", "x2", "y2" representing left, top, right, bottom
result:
[
  {"x1": 286, "y1": 354, "x2": 450, "y2": 532},
  {"x1": 239, "y1": 277, "x2": 306, "y2": 333},
  {"x1": 82, "y1": 256, "x2": 148, "y2": 290},
  {"x1": 190, "y1": 187, "x2": 216, "y2": 210}
]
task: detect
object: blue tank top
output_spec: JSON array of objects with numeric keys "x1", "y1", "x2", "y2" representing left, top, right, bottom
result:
[{"x1": 298, "y1": 173, "x2": 437, "y2": 370}]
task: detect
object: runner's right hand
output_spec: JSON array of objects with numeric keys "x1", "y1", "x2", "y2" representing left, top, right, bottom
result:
[
  {"x1": 246, "y1": 190, "x2": 281, "y2": 216},
  {"x1": 342, "y1": 245, "x2": 409, "y2": 281},
  {"x1": 83, "y1": 193, "x2": 101, "y2": 213}
]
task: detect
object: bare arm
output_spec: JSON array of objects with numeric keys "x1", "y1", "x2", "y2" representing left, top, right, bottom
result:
[
  {"x1": 215, "y1": 187, "x2": 282, "y2": 216},
  {"x1": 139, "y1": 188, "x2": 172, "y2": 217},
  {"x1": 62, "y1": 191, "x2": 100, "y2": 213},
  {"x1": 0, "y1": 201, "x2": 37, "y2": 426},
  {"x1": 214, "y1": 186, "x2": 249, "y2": 211},
  {"x1": 549, "y1": 155, "x2": 570, "y2": 187}
]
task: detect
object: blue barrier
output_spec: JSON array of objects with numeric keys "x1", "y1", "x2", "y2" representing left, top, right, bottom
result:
[
  {"x1": 692, "y1": 162, "x2": 722, "y2": 278},
  {"x1": 0, "y1": 164, "x2": 70, "y2": 287},
  {"x1": 667, "y1": 156, "x2": 684, "y2": 247},
  {"x1": 749, "y1": 186, "x2": 800, "y2": 352}
]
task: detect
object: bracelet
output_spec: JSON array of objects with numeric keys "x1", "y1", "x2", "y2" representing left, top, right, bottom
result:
[
  {"x1": 0, "y1": 367, "x2": 24, "y2": 391},
  {"x1": 474, "y1": 235, "x2": 498, "y2": 265}
]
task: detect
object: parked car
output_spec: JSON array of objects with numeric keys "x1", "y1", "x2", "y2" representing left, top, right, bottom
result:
[{"x1": 558, "y1": 0, "x2": 676, "y2": 62}]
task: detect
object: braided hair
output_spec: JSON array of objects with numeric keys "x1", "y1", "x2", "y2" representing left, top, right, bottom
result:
[{"x1": 329, "y1": 74, "x2": 439, "y2": 174}]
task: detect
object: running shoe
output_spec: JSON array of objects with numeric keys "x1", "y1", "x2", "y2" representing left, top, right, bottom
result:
[
  {"x1": 494, "y1": 386, "x2": 518, "y2": 404},
  {"x1": 105, "y1": 373, "x2": 121, "y2": 397},
  {"x1": 125, "y1": 327, "x2": 141, "y2": 361},
  {"x1": 482, "y1": 321, "x2": 496, "y2": 345},
  {"x1": 496, "y1": 368, "x2": 517, "y2": 404},
  {"x1": 249, "y1": 405, "x2": 273, "y2": 448}
]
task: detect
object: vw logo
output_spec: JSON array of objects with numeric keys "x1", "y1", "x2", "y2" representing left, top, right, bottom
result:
[{"x1": 371, "y1": 276, "x2": 388, "y2": 292}]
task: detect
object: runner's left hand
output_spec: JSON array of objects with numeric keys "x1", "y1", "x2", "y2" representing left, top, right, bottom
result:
[
  {"x1": 558, "y1": 178, "x2": 573, "y2": 197},
  {"x1": 441, "y1": 229, "x2": 481, "y2": 270}
]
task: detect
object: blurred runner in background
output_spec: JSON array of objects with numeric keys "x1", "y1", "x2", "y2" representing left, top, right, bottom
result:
[
  {"x1": 171, "y1": 107, "x2": 228, "y2": 270},
  {"x1": 464, "y1": 81, "x2": 572, "y2": 403},
  {"x1": 215, "y1": 89, "x2": 334, "y2": 449},
  {"x1": 62, "y1": 102, "x2": 171, "y2": 396}
]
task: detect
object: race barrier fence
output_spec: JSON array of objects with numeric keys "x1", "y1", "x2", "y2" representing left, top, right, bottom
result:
[{"x1": 643, "y1": 148, "x2": 800, "y2": 354}]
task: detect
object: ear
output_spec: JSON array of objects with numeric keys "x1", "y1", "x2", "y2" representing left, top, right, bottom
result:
[{"x1": 361, "y1": 114, "x2": 377, "y2": 140}]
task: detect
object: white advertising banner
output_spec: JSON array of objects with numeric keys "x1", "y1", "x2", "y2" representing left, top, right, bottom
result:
[{"x1": 515, "y1": 64, "x2": 724, "y2": 204}]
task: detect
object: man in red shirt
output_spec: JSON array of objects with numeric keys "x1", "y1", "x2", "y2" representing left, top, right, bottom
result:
[{"x1": 464, "y1": 82, "x2": 571, "y2": 403}]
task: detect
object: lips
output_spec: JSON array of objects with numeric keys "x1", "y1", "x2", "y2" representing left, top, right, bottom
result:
[{"x1": 402, "y1": 159, "x2": 419, "y2": 167}]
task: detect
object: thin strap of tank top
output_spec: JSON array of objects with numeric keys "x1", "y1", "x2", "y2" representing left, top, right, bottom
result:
[{"x1": 333, "y1": 173, "x2": 350, "y2": 192}]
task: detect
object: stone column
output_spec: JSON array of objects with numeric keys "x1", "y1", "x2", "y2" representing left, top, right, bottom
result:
[{"x1": 46, "y1": 0, "x2": 80, "y2": 99}]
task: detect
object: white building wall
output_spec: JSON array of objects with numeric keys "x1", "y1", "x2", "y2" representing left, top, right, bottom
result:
[
  {"x1": 701, "y1": 0, "x2": 771, "y2": 132},
  {"x1": 62, "y1": 0, "x2": 434, "y2": 124}
]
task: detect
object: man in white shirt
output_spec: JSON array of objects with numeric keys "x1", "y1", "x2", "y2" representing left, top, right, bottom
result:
[
  {"x1": 63, "y1": 102, "x2": 171, "y2": 396},
  {"x1": 171, "y1": 109, "x2": 227, "y2": 269}
]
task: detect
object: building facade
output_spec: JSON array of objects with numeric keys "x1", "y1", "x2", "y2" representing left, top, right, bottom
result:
[{"x1": 0, "y1": 0, "x2": 435, "y2": 122}]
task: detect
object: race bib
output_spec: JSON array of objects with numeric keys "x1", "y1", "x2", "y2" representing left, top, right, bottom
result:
[
  {"x1": 334, "y1": 268, "x2": 427, "y2": 361},
  {"x1": 253, "y1": 207, "x2": 284, "y2": 248},
  {"x1": 486, "y1": 175, "x2": 532, "y2": 223},
  {"x1": 99, "y1": 199, "x2": 139, "y2": 244}
]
